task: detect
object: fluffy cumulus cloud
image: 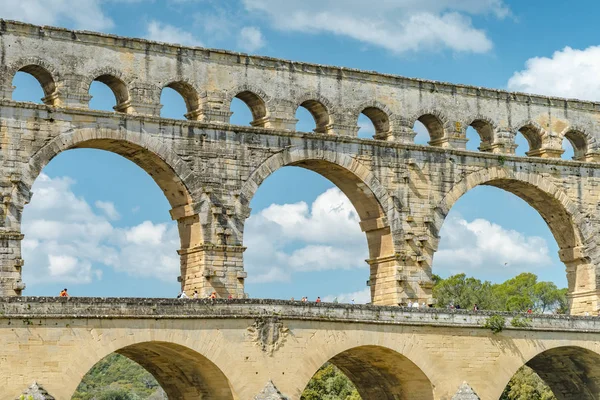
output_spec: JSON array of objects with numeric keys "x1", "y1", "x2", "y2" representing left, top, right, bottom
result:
[
  {"x1": 244, "y1": 188, "x2": 368, "y2": 283},
  {"x1": 146, "y1": 20, "x2": 203, "y2": 47},
  {"x1": 435, "y1": 215, "x2": 553, "y2": 276},
  {"x1": 508, "y1": 46, "x2": 600, "y2": 101},
  {"x1": 238, "y1": 26, "x2": 266, "y2": 52},
  {"x1": 22, "y1": 174, "x2": 179, "y2": 286},
  {"x1": 242, "y1": 0, "x2": 510, "y2": 54}
]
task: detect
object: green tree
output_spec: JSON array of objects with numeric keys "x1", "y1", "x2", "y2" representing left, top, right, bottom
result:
[
  {"x1": 96, "y1": 388, "x2": 135, "y2": 400},
  {"x1": 432, "y1": 273, "x2": 494, "y2": 309},
  {"x1": 72, "y1": 354, "x2": 163, "y2": 400},
  {"x1": 301, "y1": 363, "x2": 361, "y2": 400},
  {"x1": 500, "y1": 366, "x2": 556, "y2": 400},
  {"x1": 533, "y1": 282, "x2": 566, "y2": 313}
]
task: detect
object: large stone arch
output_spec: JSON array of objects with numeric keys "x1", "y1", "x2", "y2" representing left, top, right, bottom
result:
[
  {"x1": 61, "y1": 327, "x2": 238, "y2": 400},
  {"x1": 296, "y1": 342, "x2": 435, "y2": 400},
  {"x1": 22, "y1": 128, "x2": 204, "y2": 295},
  {"x1": 496, "y1": 344, "x2": 600, "y2": 400},
  {"x1": 239, "y1": 148, "x2": 398, "y2": 305},
  {"x1": 435, "y1": 167, "x2": 595, "y2": 313}
]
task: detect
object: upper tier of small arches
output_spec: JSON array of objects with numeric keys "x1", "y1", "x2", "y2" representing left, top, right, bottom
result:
[{"x1": 5, "y1": 59, "x2": 599, "y2": 162}]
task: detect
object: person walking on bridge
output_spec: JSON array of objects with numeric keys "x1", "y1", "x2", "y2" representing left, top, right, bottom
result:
[{"x1": 59, "y1": 288, "x2": 69, "y2": 297}]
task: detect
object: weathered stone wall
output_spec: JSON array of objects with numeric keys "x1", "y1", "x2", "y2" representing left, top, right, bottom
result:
[
  {"x1": 2, "y1": 298, "x2": 600, "y2": 400},
  {"x1": 1, "y1": 20, "x2": 600, "y2": 313}
]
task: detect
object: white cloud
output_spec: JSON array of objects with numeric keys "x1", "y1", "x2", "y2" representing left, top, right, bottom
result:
[
  {"x1": 0, "y1": 0, "x2": 115, "y2": 31},
  {"x1": 324, "y1": 287, "x2": 371, "y2": 304},
  {"x1": 146, "y1": 20, "x2": 203, "y2": 47},
  {"x1": 22, "y1": 173, "x2": 179, "y2": 286},
  {"x1": 244, "y1": 188, "x2": 368, "y2": 283},
  {"x1": 508, "y1": 46, "x2": 600, "y2": 101},
  {"x1": 238, "y1": 26, "x2": 265, "y2": 52},
  {"x1": 95, "y1": 200, "x2": 120, "y2": 220},
  {"x1": 434, "y1": 214, "x2": 553, "y2": 276},
  {"x1": 242, "y1": 0, "x2": 509, "y2": 54}
]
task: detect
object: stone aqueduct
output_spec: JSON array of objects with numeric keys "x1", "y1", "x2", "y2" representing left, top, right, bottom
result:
[
  {"x1": 2, "y1": 19, "x2": 600, "y2": 400},
  {"x1": 1, "y1": 20, "x2": 600, "y2": 313}
]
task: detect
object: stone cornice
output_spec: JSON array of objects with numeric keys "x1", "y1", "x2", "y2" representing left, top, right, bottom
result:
[
  {"x1": 1, "y1": 297, "x2": 599, "y2": 333},
  {"x1": 2, "y1": 19, "x2": 600, "y2": 111}
]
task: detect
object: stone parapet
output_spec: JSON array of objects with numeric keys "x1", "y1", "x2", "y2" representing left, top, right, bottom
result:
[{"x1": 1, "y1": 297, "x2": 599, "y2": 332}]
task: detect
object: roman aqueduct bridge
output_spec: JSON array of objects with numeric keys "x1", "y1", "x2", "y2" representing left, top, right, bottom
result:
[{"x1": 0, "y1": 20, "x2": 600, "y2": 312}]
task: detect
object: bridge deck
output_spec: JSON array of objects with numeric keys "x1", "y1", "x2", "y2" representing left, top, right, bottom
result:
[{"x1": 1, "y1": 297, "x2": 598, "y2": 333}]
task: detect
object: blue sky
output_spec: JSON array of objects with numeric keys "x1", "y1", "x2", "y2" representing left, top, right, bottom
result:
[{"x1": 4, "y1": 0, "x2": 600, "y2": 302}]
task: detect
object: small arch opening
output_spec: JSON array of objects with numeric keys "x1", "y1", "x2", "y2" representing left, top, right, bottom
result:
[
  {"x1": 517, "y1": 124, "x2": 543, "y2": 156},
  {"x1": 466, "y1": 126, "x2": 481, "y2": 151},
  {"x1": 231, "y1": 91, "x2": 267, "y2": 127},
  {"x1": 89, "y1": 74, "x2": 130, "y2": 113},
  {"x1": 469, "y1": 119, "x2": 494, "y2": 151},
  {"x1": 359, "y1": 107, "x2": 390, "y2": 139},
  {"x1": 296, "y1": 100, "x2": 330, "y2": 134},
  {"x1": 413, "y1": 120, "x2": 429, "y2": 145},
  {"x1": 230, "y1": 97, "x2": 255, "y2": 126},
  {"x1": 11, "y1": 65, "x2": 57, "y2": 105},
  {"x1": 160, "y1": 86, "x2": 188, "y2": 119},
  {"x1": 357, "y1": 113, "x2": 376, "y2": 139},
  {"x1": 161, "y1": 81, "x2": 200, "y2": 120},
  {"x1": 563, "y1": 130, "x2": 588, "y2": 161},
  {"x1": 514, "y1": 131, "x2": 529, "y2": 156},
  {"x1": 414, "y1": 114, "x2": 444, "y2": 145}
]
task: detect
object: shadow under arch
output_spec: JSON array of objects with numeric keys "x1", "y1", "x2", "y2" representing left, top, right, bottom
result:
[
  {"x1": 78, "y1": 341, "x2": 236, "y2": 400},
  {"x1": 240, "y1": 149, "x2": 395, "y2": 303},
  {"x1": 503, "y1": 345, "x2": 600, "y2": 400},
  {"x1": 303, "y1": 345, "x2": 434, "y2": 400},
  {"x1": 435, "y1": 167, "x2": 588, "y2": 310}
]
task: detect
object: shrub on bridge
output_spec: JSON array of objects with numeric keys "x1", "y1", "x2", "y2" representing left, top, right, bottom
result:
[{"x1": 483, "y1": 315, "x2": 506, "y2": 333}]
